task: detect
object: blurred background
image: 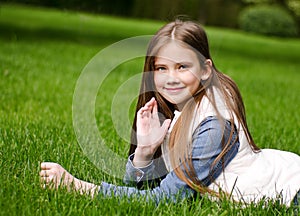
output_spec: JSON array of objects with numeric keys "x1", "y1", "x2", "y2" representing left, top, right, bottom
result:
[{"x1": 2, "y1": 0, "x2": 300, "y2": 37}]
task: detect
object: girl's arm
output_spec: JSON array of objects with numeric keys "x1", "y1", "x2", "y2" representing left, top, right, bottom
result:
[
  {"x1": 40, "y1": 117, "x2": 239, "y2": 203},
  {"x1": 123, "y1": 98, "x2": 170, "y2": 186},
  {"x1": 39, "y1": 161, "x2": 189, "y2": 203},
  {"x1": 40, "y1": 162, "x2": 100, "y2": 197}
]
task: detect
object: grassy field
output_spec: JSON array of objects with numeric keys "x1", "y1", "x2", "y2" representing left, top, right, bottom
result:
[{"x1": 0, "y1": 3, "x2": 299, "y2": 215}]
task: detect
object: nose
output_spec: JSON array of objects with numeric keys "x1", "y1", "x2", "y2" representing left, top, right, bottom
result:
[{"x1": 166, "y1": 69, "x2": 180, "y2": 85}]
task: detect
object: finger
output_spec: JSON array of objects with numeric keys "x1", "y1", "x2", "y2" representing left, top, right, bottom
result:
[
  {"x1": 40, "y1": 170, "x2": 50, "y2": 177},
  {"x1": 39, "y1": 170, "x2": 49, "y2": 177},
  {"x1": 161, "y1": 119, "x2": 171, "y2": 134},
  {"x1": 140, "y1": 98, "x2": 156, "y2": 112},
  {"x1": 40, "y1": 172, "x2": 52, "y2": 189},
  {"x1": 152, "y1": 100, "x2": 158, "y2": 119},
  {"x1": 139, "y1": 107, "x2": 152, "y2": 118},
  {"x1": 139, "y1": 106, "x2": 150, "y2": 113},
  {"x1": 40, "y1": 175, "x2": 49, "y2": 183},
  {"x1": 41, "y1": 162, "x2": 56, "y2": 170},
  {"x1": 40, "y1": 162, "x2": 47, "y2": 170},
  {"x1": 144, "y1": 97, "x2": 155, "y2": 108},
  {"x1": 41, "y1": 176, "x2": 55, "y2": 184},
  {"x1": 138, "y1": 108, "x2": 148, "y2": 118},
  {"x1": 40, "y1": 175, "x2": 47, "y2": 184},
  {"x1": 150, "y1": 101, "x2": 161, "y2": 128}
]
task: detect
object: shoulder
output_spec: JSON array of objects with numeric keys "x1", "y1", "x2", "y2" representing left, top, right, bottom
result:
[
  {"x1": 192, "y1": 116, "x2": 233, "y2": 137},
  {"x1": 192, "y1": 117, "x2": 235, "y2": 149},
  {"x1": 192, "y1": 116, "x2": 239, "y2": 151}
]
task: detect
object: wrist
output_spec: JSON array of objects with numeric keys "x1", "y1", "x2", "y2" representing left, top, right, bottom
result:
[
  {"x1": 73, "y1": 178, "x2": 99, "y2": 197},
  {"x1": 135, "y1": 146, "x2": 154, "y2": 160},
  {"x1": 133, "y1": 147, "x2": 153, "y2": 167}
]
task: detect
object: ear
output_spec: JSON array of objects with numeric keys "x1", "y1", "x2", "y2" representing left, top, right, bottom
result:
[{"x1": 200, "y1": 59, "x2": 213, "y2": 81}]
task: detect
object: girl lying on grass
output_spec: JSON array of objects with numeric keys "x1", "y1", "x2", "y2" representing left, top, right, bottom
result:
[{"x1": 40, "y1": 20, "x2": 300, "y2": 207}]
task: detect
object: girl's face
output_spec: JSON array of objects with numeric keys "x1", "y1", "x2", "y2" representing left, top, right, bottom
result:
[{"x1": 154, "y1": 42, "x2": 203, "y2": 110}]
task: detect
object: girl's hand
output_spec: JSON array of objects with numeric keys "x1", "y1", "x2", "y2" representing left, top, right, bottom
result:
[
  {"x1": 134, "y1": 98, "x2": 171, "y2": 167},
  {"x1": 40, "y1": 162, "x2": 99, "y2": 197},
  {"x1": 40, "y1": 162, "x2": 77, "y2": 189}
]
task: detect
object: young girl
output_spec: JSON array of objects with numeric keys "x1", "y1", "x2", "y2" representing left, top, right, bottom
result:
[{"x1": 40, "y1": 20, "x2": 300, "y2": 207}]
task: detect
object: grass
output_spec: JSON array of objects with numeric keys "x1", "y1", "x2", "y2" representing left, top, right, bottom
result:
[{"x1": 0, "y1": 3, "x2": 299, "y2": 215}]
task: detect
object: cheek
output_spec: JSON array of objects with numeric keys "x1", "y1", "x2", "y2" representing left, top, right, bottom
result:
[
  {"x1": 154, "y1": 73, "x2": 165, "y2": 89},
  {"x1": 181, "y1": 72, "x2": 200, "y2": 86},
  {"x1": 181, "y1": 73, "x2": 200, "y2": 93}
]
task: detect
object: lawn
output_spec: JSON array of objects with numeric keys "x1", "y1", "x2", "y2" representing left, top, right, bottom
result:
[{"x1": 0, "y1": 3, "x2": 299, "y2": 215}]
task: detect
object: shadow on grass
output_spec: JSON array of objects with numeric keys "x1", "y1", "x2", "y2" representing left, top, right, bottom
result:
[{"x1": 0, "y1": 22, "x2": 125, "y2": 46}]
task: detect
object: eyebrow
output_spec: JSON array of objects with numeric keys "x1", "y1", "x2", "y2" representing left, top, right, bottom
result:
[
  {"x1": 177, "y1": 61, "x2": 193, "y2": 66},
  {"x1": 154, "y1": 61, "x2": 193, "y2": 66}
]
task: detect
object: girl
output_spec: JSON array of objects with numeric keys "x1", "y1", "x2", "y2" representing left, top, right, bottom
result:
[{"x1": 40, "y1": 20, "x2": 300, "y2": 207}]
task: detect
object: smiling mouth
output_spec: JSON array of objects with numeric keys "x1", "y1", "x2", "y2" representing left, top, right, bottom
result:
[{"x1": 164, "y1": 87, "x2": 185, "y2": 94}]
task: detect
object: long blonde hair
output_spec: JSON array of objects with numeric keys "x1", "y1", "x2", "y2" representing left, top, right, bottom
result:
[{"x1": 129, "y1": 20, "x2": 259, "y2": 194}]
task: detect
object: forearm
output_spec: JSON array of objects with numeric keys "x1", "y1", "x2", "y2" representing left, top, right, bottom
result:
[
  {"x1": 73, "y1": 177, "x2": 100, "y2": 198},
  {"x1": 102, "y1": 172, "x2": 194, "y2": 205}
]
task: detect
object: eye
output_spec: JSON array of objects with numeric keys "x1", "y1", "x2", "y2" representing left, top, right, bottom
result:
[
  {"x1": 155, "y1": 66, "x2": 166, "y2": 72},
  {"x1": 178, "y1": 64, "x2": 188, "y2": 71}
]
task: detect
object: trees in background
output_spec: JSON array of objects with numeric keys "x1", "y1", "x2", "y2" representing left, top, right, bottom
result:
[
  {"x1": 242, "y1": 0, "x2": 300, "y2": 21},
  {"x1": 2, "y1": 0, "x2": 299, "y2": 35},
  {"x1": 240, "y1": 0, "x2": 299, "y2": 36},
  {"x1": 239, "y1": 4, "x2": 298, "y2": 37},
  {"x1": 131, "y1": 0, "x2": 244, "y2": 28}
]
